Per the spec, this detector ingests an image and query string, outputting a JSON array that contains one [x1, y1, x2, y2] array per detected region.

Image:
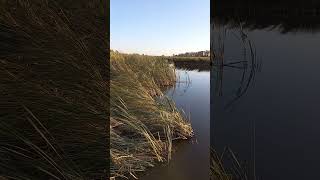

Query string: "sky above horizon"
[[110, 0, 209, 56]]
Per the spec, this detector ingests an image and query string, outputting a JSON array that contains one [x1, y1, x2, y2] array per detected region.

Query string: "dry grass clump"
[[0, 1, 108, 179], [110, 51, 193, 179]]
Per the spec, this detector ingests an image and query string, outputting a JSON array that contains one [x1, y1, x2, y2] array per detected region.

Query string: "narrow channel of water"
[[141, 69, 210, 180]]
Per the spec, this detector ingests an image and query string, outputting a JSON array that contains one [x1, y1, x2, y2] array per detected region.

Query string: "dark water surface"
[[212, 1, 320, 179], [141, 69, 210, 180]]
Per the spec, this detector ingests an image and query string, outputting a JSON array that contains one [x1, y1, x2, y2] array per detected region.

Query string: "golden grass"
[[110, 51, 193, 179], [0, 1, 192, 179]]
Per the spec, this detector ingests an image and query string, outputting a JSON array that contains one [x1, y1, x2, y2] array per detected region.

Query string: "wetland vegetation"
[[167, 56, 210, 72], [0, 1, 108, 179], [0, 0, 212, 180], [110, 51, 193, 179]]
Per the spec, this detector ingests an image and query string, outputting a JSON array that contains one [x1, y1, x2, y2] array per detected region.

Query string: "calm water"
[[141, 69, 210, 180], [212, 1, 320, 179]]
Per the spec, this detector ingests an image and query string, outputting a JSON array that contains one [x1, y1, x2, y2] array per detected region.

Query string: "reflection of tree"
[[173, 61, 211, 72], [213, 0, 320, 33], [211, 24, 262, 109]]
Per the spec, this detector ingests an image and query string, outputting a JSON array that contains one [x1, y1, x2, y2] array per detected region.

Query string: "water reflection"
[[142, 69, 210, 180], [172, 61, 211, 71], [211, 23, 260, 180], [212, 0, 320, 33], [211, 1, 320, 179], [212, 24, 261, 109]]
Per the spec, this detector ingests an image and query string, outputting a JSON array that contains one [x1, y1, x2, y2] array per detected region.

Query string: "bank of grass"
[[110, 51, 193, 179], [167, 56, 211, 71], [0, 1, 107, 179]]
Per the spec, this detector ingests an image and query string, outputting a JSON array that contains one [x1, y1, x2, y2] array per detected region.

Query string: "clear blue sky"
[[111, 0, 209, 56]]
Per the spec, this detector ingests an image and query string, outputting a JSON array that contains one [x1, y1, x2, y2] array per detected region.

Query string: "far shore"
[[167, 56, 210, 62], [166, 56, 211, 71]]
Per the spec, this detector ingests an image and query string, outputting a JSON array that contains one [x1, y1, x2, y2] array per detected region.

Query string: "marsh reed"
[[110, 51, 193, 179], [0, 1, 108, 179]]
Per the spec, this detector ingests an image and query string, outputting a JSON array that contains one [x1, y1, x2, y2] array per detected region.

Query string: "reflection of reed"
[[167, 69, 192, 97], [212, 24, 262, 109], [212, 24, 261, 180], [176, 70, 192, 95], [212, 23, 227, 96]]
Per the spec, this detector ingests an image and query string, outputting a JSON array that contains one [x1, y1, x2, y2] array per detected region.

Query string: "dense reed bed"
[[110, 51, 193, 179], [0, 1, 108, 179]]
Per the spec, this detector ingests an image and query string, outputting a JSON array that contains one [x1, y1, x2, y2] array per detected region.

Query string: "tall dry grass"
[[110, 51, 193, 179], [0, 0, 108, 179]]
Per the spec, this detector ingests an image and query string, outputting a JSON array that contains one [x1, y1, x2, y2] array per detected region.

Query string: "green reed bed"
[[0, 1, 107, 179], [110, 51, 193, 179]]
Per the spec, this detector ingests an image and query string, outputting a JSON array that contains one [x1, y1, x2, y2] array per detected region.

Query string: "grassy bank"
[[168, 56, 210, 62], [110, 51, 193, 179], [167, 56, 211, 71], [0, 1, 108, 179]]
